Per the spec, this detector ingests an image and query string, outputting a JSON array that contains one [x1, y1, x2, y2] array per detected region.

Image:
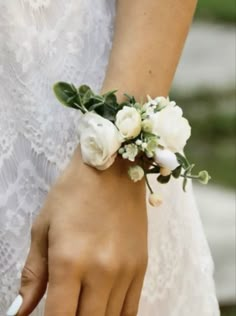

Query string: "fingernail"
[[6, 295, 23, 316]]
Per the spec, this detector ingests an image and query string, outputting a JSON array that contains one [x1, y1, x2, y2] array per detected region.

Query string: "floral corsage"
[[53, 83, 210, 206]]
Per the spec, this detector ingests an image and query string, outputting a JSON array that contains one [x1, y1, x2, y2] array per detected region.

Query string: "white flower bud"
[[154, 148, 179, 171], [149, 193, 163, 207], [141, 119, 153, 133], [160, 167, 172, 176], [198, 170, 211, 184], [118, 147, 125, 154], [122, 152, 128, 159]]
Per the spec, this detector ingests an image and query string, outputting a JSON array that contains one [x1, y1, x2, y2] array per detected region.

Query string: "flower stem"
[[144, 172, 154, 194], [181, 174, 199, 180]]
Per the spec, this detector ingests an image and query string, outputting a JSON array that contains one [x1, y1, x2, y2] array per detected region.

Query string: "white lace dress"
[[0, 0, 220, 315]]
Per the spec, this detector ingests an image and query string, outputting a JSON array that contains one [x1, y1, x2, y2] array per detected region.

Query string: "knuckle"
[[52, 251, 79, 271], [95, 252, 121, 276], [21, 266, 39, 285]]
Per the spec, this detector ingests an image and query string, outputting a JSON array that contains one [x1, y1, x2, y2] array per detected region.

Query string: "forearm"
[[101, 0, 197, 101]]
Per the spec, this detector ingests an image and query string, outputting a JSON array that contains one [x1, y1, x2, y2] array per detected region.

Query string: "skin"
[[17, 0, 197, 315]]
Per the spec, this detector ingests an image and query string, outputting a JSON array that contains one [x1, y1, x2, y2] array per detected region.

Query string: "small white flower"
[[154, 148, 179, 171], [78, 112, 122, 170], [115, 106, 142, 139], [128, 165, 145, 182], [150, 103, 191, 152], [149, 193, 163, 207], [142, 142, 148, 150], [135, 139, 142, 146], [124, 144, 139, 161]]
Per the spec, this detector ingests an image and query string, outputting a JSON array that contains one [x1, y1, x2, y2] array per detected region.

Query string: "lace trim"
[[0, 0, 116, 169]]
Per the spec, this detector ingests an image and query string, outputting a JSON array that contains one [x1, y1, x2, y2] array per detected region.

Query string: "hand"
[[16, 147, 148, 316]]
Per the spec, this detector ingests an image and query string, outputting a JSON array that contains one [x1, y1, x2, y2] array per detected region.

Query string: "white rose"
[[128, 165, 145, 182], [115, 106, 142, 139], [150, 104, 191, 152], [148, 192, 163, 207], [154, 148, 179, 171], [78, 112, 122, 170]]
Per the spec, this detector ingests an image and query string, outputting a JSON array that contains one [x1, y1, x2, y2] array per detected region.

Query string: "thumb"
[[7, 214, 49, 316]]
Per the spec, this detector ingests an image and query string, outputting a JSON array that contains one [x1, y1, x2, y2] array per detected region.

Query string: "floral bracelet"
[[53, 83, 210, 207]]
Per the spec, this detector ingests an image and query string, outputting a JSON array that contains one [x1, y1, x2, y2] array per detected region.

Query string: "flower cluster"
[[53, 83, 211, 206]]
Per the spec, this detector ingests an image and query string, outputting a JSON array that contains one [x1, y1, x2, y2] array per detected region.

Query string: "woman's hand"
[[16, 147, 148, 316]]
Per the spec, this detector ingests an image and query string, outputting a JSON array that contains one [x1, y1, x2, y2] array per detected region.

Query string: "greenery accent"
[[53, 82, 123, 122], [53, 82, 211, 195], [195, 0, 236, 24]]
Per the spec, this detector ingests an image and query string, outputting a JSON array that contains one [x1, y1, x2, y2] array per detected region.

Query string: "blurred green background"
[[196, 0, 236, 24], [172, 1, 235, 315]]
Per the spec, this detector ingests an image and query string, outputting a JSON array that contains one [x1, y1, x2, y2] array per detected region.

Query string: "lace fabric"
[[0, 0, 219, 315]]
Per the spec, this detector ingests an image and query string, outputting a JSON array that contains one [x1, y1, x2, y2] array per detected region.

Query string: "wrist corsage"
[[53, 83, 211, 206]]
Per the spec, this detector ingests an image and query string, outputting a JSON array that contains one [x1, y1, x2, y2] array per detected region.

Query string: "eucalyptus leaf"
[[172, 165, 182, 178], [175, 152, 190, 169], [157, 174, 171, 184], [53, 82, 79, 110]]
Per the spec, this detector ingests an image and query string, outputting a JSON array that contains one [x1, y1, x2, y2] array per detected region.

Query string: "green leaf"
[[123, 93, 136, 104], [175, 152, 190, 169], [53, 82, 79, 110], [157, 174, 171, 184], [105, 93, 117, 106], [82, 89, 93, 105], [172, 165, 182, 178], [102, 90, 118, 99], [88, 102, 104, 111], [78, 85, 92, 96], [142, 131, 158, 140]]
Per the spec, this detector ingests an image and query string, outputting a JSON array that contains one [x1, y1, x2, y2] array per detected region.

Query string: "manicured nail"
[[6, 295, 23, 316]]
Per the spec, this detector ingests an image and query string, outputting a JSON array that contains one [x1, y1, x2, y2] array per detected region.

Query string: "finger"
[[76, 282, 111, 316], [105, 272, 132, 316], [44, 278, 81, 316], [16, 214, 49, 316], [44, 249, 82, 316], [121, 271, 146, 316]]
